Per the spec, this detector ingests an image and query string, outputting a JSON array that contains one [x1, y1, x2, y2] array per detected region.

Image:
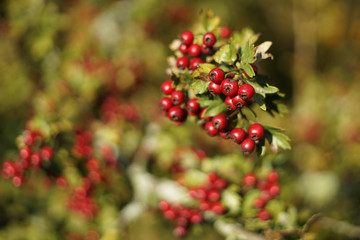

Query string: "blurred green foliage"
[[0, 0, 360, 239]]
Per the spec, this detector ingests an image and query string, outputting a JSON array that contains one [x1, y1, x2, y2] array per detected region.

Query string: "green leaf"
[[240, 41, 256, 65], [182, 169, 208, 187], [253, 93, 266, 111], [263, 125, 291, 152], [241, 63, 255, 78], [222, 188, 242, 215], [192, 63, 216, 78], [203, 101, 228, 117], [233, 28, 260, 46], [214, 40, 238, 65], [247, 81, 279, 96], [191, 80, 210, 94], [197, 96, 216, 108], [200, 10, 221, 32]]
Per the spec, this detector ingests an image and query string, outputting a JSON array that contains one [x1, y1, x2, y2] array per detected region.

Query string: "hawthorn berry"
[[213, 178, 227, 189], [189, 211, 203, 223], [238, 83, 255, 100], [188, 44, 201, 57], [209, 68, 225, 84], [208, 172, 218, 183], [86, 159, 100, 171], [208, 82, 222, 95], [221, 79, 238, 97], [211, 202, 225, 214], [2, 160, 16, 179], [257, 180, 269, 190], [179, 43, 188, 54], [171, 90, 185, 105], [212, 114, 227, 131], [173, 225, 187, 238], [159, 97, 173, 111], [267, 170, 279, 183], [187, 98, 200, 115], [241, 138, 255, 155], [231, 95, 246, 108], [243, 173, 257, 187], [208, 189, 221, 202], [225, 96, 237, 111], [176, 56, 190, 69], [267, 183, 281, 197], [19, 146, 32, 160], [201, 44, 212, 55], [258, 209, 272, 221], [230, 128, 246, 144], [204, 121, 218, 137], [260, 190, 272, 202], [220, 26, 231, 38], [41, 146, 53, 160], [161, 80, 175, 95], [31, 152, 42, 167], [253, 197, 267, 209], [175, 216, 189, 227], [199, 201, 211, 211], [190, 58, 203, 70], [168, 106, 186, 122], [248, 123, 264, 142], [12, 174, 23, 187], [56, 176, 67, 187], [180, 30, 194, 46], [164, 209, 177, 220], [203, 32, 216, 47]]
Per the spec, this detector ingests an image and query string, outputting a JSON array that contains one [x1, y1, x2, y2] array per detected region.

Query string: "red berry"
[[164, 209, 177, 220], [188, 44, 201, 57], [175, 216, 189, 227], [253, 197, 267, 209], [167, 106, 186, 122], [260, 190, 272, 202], [199, 201, 211, 211], [86, 159, 100, 171], [221, 79, 239, 97], [219, 126, 232, 139], [24, 131, 38, 146], [258, 209, 272, 221], [225, 96, 237, 111], [238, 83, 255, 100], [180, 30, 194, 46], [231, 95, 246, 108], [209, 68, 225, 84], [12, 174, 24, 187], [208, 189, 221, 202], [212, 114, 227, 131], [248, 123, 264, 142], [243, 173, 257, 187], [190, 211, 203, 223], [208, 82, 222, 95], [161, 80, 175, 95], [204, 121, 218, 137], [159, 97, 173, 111], [241, 138, 255, 155], [179, 207, 191, 218], [230, 128, 246, 144], [214, 178, 227, 189], [208, 172, 218, 183], [2, 160, 16, 179], [19, 146, 32, 160], [179, 43, 188, 54], [41, 146, 53, 160], [267, 183, 281, 197], [190, 58, 203, 70], [31, 152, 42, 167], [201, 44, 212, 55], [171, 90, 185, 106], [257, 180, 269, 190], [220, 26, 232, 38], [176, 56, 190, 69], [203, 32, 216, 47], [56, 176, 67, 187], [267, 170, 279, 183], [199, 108, 211, 121], [187, 98, 201, 115], [173, 225, 187, 238], [211, 202, 225, 214]]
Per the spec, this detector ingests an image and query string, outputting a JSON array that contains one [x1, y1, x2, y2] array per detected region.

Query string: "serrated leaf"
[[191, 80, 210, 94], [192, 63, 216, 78], [240, 41, 256, 65], [242, 63, 255, 78], [263, 125, 291, 152], [203, 103, 227, 117], [222, 189, 242, 215], [214, 40, 237, 65], [255, 41, 273, 60], [233, 28, 260, 46], [253, 93, 266, 111], [200, 10, 221, 32]]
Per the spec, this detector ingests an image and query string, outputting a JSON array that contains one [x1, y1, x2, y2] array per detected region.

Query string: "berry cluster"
[[159, 201, 203, 238], [1, 130, 54, 187], [159, 172, 227, 237], [243, 170, 281, 220]]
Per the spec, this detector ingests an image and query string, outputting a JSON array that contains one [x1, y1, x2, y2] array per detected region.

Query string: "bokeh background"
[[1, 0, 360, 239]]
